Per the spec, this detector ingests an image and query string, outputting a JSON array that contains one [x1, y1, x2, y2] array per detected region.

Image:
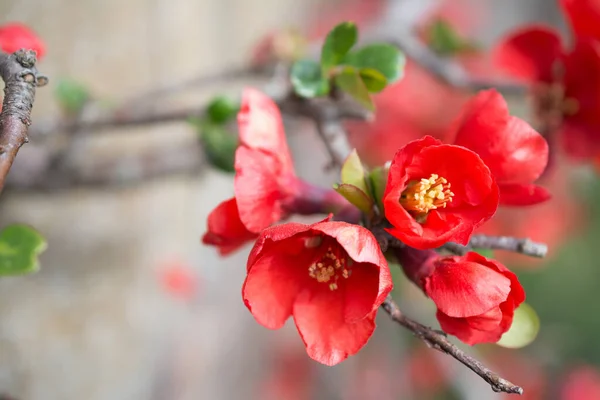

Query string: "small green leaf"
[[291, 60, 330, 98], [497, 303, 540, 349], [0, 224, 47, 276], [200, 124, 238, 173], [321, 21, 358, 72], [344, 44, 405, 84], [334, 183, 374, 216], [334, 66, 374, 110], [206, 96, 239, 124], [54, 78, 90, 115], [340, 149, 368, 194], [359, 68, 387, 93], [368, 165, 389, 213], [473, 248, 495, 259], [427, 19, 478, 56]]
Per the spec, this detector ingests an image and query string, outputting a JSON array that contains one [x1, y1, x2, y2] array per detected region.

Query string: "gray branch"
[[443, 234, 548, 258], [0, 49, 47, 194], [381, 296, 524, 395]]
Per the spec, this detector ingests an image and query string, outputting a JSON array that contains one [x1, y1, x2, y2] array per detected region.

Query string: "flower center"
[[400, 174, 454, 214], [306, 243, 353, 291], [533, 82, 579, 128]]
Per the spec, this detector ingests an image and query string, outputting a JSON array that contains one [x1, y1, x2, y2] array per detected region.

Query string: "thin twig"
[[443, 234, 548, 258], [381, 296, 523, 395], [0, 49, 47, 194], [386, 34, 526, 95]]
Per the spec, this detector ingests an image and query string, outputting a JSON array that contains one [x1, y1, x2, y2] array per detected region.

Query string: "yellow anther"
[[401, 173, 454, 214]]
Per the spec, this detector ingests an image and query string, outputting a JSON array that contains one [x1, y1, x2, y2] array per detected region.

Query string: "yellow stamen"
[[307, 244, 352, 290], [401, 174, 454, 214]]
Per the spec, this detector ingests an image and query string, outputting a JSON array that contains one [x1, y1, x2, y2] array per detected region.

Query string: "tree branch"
[[381, 296, 523, 395], [0, 49, 47, 194], [442, 234, 548, 258]]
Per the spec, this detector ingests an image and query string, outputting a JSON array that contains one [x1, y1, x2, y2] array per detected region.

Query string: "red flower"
[[202, 198, 257, 256], [452, 89, 550, 206], [423, 252, 525, 345], [383, 136, 499, 249], [203, 89, 348, 255], [493, 9, 600, 159], [242, 218, 393, 365], [0, 23, 45, 60]]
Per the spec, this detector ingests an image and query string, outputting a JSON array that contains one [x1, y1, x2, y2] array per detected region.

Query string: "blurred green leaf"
[[192, 121, 238, 173], [54, 78, 90, 115], [0, 224, 46, 276], [206, 96, 239, 124], [473, 248, 495, 259], [359, 68, 387, 93], [497, 302, 540, 349], [344, 44, 405, 84], [427, 19, 478, 56], [340, 149, 368, 194], [291, 60, 330, 98], [321, 21, 358, 72], [334, 66, 374, 110], [334, 183, 374, 216]]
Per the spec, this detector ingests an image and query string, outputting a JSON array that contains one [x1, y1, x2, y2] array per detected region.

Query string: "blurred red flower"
[[384, 136, 498, 249], [242, 218, 392, 365], [0, 23, 45, 60], [561, 365, 600, 400], [159, 261, 199, 301], [494, 3, 600, 160]]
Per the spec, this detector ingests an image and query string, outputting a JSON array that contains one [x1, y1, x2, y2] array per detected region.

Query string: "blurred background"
[[0, 0, 598, 399]]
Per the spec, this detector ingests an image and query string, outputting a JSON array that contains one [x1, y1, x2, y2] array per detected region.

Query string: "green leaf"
[[54, 78, 90, 115], [359, 68, 387, 93], [340, 149, 368, 194], [497, 302, 540, 349], [334, 183, 374, 216], [206, 96, 239, 124], [427, 19, 478, 56], [472, 248, 495, 259], [344, 44, 405, 84], [334, 66, 374, 111], [200, 124, 238, 173], [291, 60, 330, 98], [368, 165, 389, 213], [321, 22, 358, 72], [0, 224, 47, 276]]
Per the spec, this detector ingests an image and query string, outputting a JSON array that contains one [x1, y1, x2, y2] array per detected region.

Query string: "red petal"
[[202, 198, 258, 256], [243, 249, 312, 330], [311, 221, 393, 313], [238, 88, 295, 177], [561, 0, 600, 41], [424, 257, 511, 318], [436, 309, 504, 345], [293, 287, 376, 366], [499, 183, 551, 206], [453, 90, 549, 184], [342, 263, 381, 322], [0, 23, 46, 60], [234, 146, 287, 232], [493, 26, 563, 82]]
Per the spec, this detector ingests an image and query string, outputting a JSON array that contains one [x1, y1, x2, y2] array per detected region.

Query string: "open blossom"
[[0, 23, 46, 60], [493, 1, 600, 159], [452, 89, 550, 206], [242, 218, 392, 365], [202, 89, 346, 255], [383, 136, 499, 249]]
